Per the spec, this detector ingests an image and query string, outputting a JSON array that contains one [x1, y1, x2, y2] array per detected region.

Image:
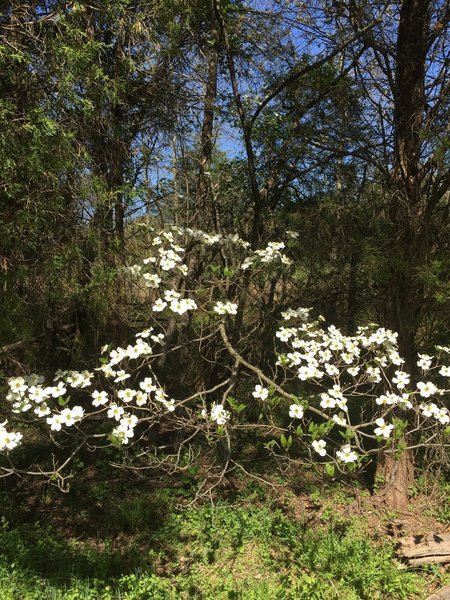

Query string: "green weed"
[[0, 491, 435, 599]]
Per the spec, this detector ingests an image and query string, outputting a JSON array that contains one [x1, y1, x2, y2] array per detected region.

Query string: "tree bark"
[[194, 0, 219, 229], [377, 0, 431, 508], [375, 446, 414, 509]]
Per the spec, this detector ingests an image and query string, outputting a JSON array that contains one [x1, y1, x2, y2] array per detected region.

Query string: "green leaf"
[[308, 422, 318, 435], [339, 429, 354, 441], [108, 434, 122, 449], [280, 434, 292, 450], [277, 354, 288, 366], [58, 395, 70, 407], [223, 266, 235, 277], [264, 440, 277, 450], [269, 395, 281, 408], [324, 463, 335, 477], [227, 396, 246, 413]]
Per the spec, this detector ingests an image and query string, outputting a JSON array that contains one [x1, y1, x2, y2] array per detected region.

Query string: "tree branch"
[[249, 19, 381, 130]]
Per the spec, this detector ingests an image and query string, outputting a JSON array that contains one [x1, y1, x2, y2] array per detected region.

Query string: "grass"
[[0, 476, 439, 600]]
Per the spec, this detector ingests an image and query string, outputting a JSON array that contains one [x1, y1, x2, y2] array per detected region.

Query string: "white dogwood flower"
[[252, 385, 269, 400], [374, 418, 394, 438]]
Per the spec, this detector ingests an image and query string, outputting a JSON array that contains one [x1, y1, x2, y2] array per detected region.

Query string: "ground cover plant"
[[0, 469, 447, 599]]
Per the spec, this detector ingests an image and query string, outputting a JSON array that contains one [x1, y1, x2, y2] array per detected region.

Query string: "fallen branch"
[[397, 533, 450, 566]]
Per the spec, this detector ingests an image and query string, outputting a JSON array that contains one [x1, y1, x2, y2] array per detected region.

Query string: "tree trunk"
[[194, 0, 219, 229], [376, 446, 414, 509], [377, 0, 430, 508]]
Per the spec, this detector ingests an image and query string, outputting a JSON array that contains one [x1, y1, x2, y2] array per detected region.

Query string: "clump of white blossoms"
[[273, 308, 450, 466], [46, 406, 84, 431], [112, 414, 139, 445], [374, 418, 394, 438], [312, 439, 327, 456], [281, 307, 311, 321], [66, 370, 94, 388], [241, 240, 292, 270], [60, 406, 84, 427], [420, 402, 437, 417], [127, 264, 142, 277], [375, 392, 402, 406], [142, 273, 161, 288], [252, 385, 269, 400], [392, 370, 410, 390], [417, 381, 439, 398], [149, 290, 198, 316], [336, 445, 358, 463], [210, 403, 230, 425], [213, 301, 238, 315], [0, 421, 23, 451], [170, 226, 249, 249], [289, 404, 304, 419], [169, 297, 197, 315], [158, 247, 182, 271], [255, 241, 290, 264], [417, 354, 433, 370]]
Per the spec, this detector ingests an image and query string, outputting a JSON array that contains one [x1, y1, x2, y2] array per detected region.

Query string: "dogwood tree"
[[2, 225, 450, 507]]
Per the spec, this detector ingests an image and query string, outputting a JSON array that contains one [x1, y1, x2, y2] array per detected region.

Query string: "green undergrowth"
[[0, 482, 436, 600]]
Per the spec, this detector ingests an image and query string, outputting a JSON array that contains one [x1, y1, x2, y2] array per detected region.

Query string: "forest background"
[[0, 1, 449, 598]]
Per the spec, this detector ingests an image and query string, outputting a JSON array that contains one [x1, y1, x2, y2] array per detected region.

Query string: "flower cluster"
[[152, 291, 197, 315], [419, 402, 449, 424], [274, 313, 450, 463], [7, 374, 89, 420], [47, 407, 84, 431], [336, 445, 358, 463], [213, 301, 238, 316], [171, 226, 250, 249], [202, 403, 230, 425], [281, 307, 311, 321], [112, 414, 139, 444], [0, 421, 22, 451], [241, 241, 292, 270]]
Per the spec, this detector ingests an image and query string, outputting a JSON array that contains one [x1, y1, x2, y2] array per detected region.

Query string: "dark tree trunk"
[[194, 0, 219, 229], [377, 0, 431, 508]]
